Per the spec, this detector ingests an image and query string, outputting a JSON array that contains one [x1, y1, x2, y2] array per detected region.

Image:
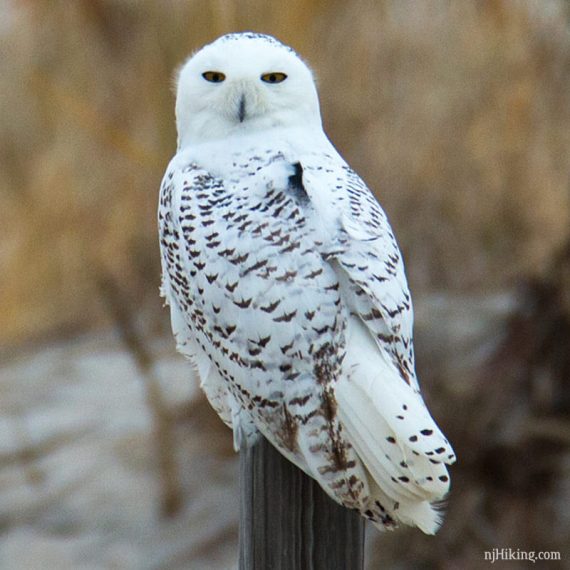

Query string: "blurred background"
[[1, 0, 569, 568]]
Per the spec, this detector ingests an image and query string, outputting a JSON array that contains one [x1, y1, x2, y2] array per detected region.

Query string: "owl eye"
[[202, 71, 226, 83], [261, 72, 287, 84]]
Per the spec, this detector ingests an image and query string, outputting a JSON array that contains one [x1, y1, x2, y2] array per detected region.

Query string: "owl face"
[[175, 34, 321, 148]]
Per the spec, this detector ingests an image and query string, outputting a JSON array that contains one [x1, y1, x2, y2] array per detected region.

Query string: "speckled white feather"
[[159, 32, 455, 534]]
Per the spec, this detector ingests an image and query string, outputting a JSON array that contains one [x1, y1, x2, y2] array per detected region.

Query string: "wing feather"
[[300, 151, 455, 463]]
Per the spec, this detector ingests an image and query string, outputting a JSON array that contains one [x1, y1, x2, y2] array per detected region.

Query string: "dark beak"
[[238, 94, 246, 123]]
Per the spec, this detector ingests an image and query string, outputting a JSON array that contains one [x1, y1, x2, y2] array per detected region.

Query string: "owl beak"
[[238, 94, 246, 123]]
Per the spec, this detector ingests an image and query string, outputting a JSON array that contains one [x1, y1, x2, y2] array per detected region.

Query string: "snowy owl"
[[159, 32, 455, 534]]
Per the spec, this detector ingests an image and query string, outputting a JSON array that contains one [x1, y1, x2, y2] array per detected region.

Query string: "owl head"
[[175, 33, 321, 149]]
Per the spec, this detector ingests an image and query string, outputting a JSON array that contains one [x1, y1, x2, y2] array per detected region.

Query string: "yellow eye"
[[202, 71, 226, 83], [261, 72, 287, 84]]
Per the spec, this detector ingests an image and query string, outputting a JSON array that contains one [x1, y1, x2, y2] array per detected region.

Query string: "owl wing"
[[307, 159, 419, 389], [299, 152, 454, 449], [298, 152, 456, 532]]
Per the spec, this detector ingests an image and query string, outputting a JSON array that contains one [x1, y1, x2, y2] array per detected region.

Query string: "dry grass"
[[1, 0, 569, 344], [316, 0, 570, 289], [2, 2, 570, 567]]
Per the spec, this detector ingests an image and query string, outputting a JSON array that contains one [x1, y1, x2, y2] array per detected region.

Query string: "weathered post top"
[[239, 437, 365, 570]]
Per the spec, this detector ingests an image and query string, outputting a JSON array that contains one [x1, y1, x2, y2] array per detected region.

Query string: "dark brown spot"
[[289, 394, 310, 406], [260, 300, 281, 313], [257, 335, 271, 347], [242, 259, 269, 276], [280, 405, 298, 452], [249, 360, 266, 371], [275, 270, 297, 282], [273, 310, 297, 323], [313, 342, 337, 386]]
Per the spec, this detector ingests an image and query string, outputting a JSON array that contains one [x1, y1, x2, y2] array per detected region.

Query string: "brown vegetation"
[[1, 0, 569, 344], [1, 1, 570, 568]]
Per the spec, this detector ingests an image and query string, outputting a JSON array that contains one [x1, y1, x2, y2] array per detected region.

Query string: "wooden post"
[[239, 436, 365, 570]]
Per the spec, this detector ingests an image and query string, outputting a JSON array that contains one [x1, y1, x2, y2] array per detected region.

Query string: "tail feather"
[[367, 480, 444, 535], [336, 315, 454, 534], [339, 380, 432, 501], [365, 365, 456, 465]]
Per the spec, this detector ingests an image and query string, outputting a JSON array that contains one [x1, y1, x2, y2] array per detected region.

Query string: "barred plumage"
[[159, 32, 455, 534]]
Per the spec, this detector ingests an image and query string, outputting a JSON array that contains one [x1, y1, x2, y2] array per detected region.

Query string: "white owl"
[[159, 32, 455, 534]]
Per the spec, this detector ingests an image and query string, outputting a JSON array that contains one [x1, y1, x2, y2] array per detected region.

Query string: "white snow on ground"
[[0, 333, 238, 570]]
